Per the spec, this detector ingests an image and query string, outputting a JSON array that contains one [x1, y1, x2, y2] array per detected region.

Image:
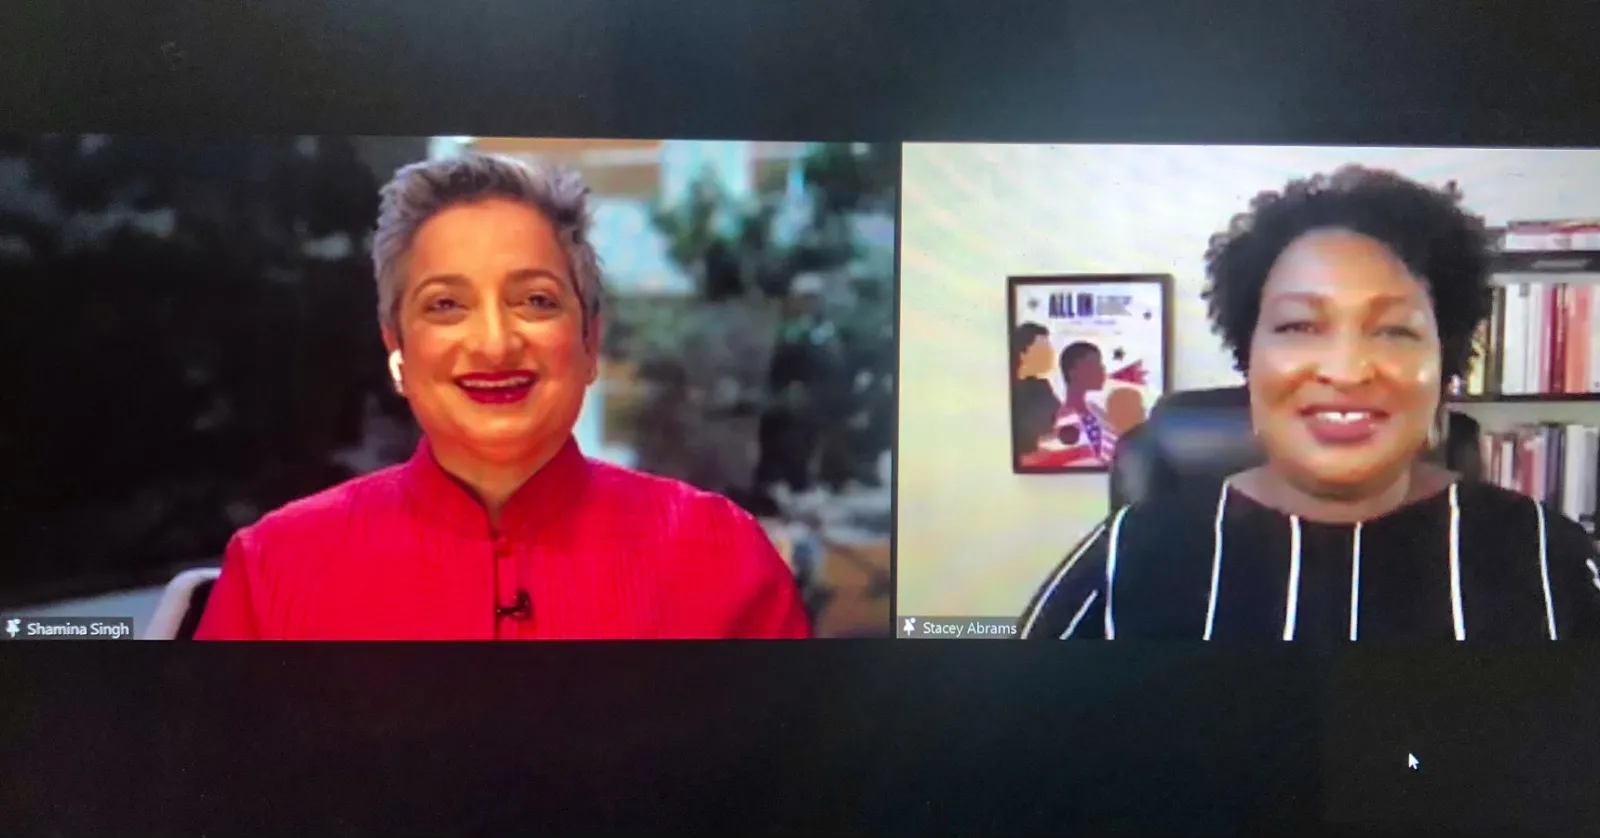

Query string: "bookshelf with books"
[[1452, 249, 1600, 402], [1479, 422, 1600, 538], [1452, 227, 1600, 540]]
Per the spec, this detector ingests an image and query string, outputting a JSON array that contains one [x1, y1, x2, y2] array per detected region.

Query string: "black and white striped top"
[[1019, 479, 1600, 642]]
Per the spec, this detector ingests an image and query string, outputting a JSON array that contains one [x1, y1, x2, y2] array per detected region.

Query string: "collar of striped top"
[[1219, 477, 1463, 526], [401, 435, 592, 538]]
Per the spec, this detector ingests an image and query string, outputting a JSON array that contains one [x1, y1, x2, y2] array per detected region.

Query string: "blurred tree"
[[0, 134, 420, 606], [792, 143, 897, 492], [604, 143, 896, 508]]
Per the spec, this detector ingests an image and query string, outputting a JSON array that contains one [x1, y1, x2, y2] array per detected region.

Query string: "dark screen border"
[[6, 0, 1600, 835]]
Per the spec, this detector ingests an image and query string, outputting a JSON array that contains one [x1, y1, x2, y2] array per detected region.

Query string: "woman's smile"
[[455, 370, 538, 405]]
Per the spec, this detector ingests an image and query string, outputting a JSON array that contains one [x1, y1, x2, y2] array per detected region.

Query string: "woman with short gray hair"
[[197, 153, 811, 641]]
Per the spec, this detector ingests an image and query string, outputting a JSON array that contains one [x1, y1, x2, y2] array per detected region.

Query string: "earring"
[[388, 350, 404, 395]]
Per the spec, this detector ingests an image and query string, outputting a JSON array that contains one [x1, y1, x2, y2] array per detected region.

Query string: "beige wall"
[[896, 144, 1600, 619]]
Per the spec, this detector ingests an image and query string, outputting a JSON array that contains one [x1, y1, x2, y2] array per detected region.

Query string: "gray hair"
[[372, 152, 605, 340]]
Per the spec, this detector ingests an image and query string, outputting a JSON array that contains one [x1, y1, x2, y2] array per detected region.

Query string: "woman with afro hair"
[[1020, 165, 1600, 642]]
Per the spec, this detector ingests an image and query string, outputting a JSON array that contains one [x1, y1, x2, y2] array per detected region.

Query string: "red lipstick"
[[455, 370, 536, 405], [1298, 402, 1391, 446]]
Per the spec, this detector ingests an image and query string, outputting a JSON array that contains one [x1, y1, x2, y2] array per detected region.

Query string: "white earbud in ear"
[[388, 350, 404, 394]]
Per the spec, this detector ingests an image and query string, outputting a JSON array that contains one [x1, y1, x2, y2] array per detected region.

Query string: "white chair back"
[[141, 567, 221, 640]]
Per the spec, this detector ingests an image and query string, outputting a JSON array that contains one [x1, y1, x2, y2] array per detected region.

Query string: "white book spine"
[[1500, 438, 1516, 489], [1583, 427, 1600, 533], [1527, 284, 1547, 395], [1529, 431, 1542, 505], [1501, 284, 1529, 394], [1562, 425, 1586, 523]]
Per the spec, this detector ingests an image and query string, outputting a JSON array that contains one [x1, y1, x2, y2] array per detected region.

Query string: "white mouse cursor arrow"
[[1407, 753, 1419, 770]]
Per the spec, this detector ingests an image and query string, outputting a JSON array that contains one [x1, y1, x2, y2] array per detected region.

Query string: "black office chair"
[[1109, 386, 1483, 509]]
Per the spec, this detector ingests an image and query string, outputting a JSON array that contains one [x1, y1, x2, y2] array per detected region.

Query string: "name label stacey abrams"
[[900, 617, 1018, 639]]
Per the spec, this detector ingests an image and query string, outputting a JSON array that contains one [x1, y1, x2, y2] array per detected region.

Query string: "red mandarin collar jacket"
[[195, 437, 812, 640]]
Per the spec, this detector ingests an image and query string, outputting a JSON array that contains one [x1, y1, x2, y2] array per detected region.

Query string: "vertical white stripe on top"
[[1449, 483, 1465, 641], [1202, 483, 1230, 641], [1283, 515, 1303, 641], [1103, 504, 1132, 639], [1018, 519, 1108, 638], [1061, 591, 1099, 639], [1349, 521, 1364, 642], [1536, 499, 1557, 640]]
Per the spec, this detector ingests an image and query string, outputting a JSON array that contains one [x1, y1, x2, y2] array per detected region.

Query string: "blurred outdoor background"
[[0, 135, 895, 638]]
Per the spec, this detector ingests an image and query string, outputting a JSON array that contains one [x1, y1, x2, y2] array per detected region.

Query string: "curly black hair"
[[1201, 164, 1495, 383]]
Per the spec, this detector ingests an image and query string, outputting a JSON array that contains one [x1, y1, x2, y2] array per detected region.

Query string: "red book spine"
[[1580, 287, 1594, 393], [1547, 285, 1564, 394], [1564, 285, 1572, 393], [1566, 287, 1583, 393]]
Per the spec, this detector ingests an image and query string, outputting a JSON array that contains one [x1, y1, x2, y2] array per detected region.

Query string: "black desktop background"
[[5, 1, 1600, 836]]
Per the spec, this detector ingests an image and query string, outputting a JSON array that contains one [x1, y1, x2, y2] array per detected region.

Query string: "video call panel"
[[0, 135, 895, 640], [12, 136, 1600, 644], [896, 143, 1600, 640]]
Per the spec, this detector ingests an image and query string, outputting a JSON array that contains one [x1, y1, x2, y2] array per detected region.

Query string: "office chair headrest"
[[1110, 386, 1482, 509]]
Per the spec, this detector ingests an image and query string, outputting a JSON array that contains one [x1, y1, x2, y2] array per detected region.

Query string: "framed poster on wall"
[[1007, 274, 1173, 474]]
